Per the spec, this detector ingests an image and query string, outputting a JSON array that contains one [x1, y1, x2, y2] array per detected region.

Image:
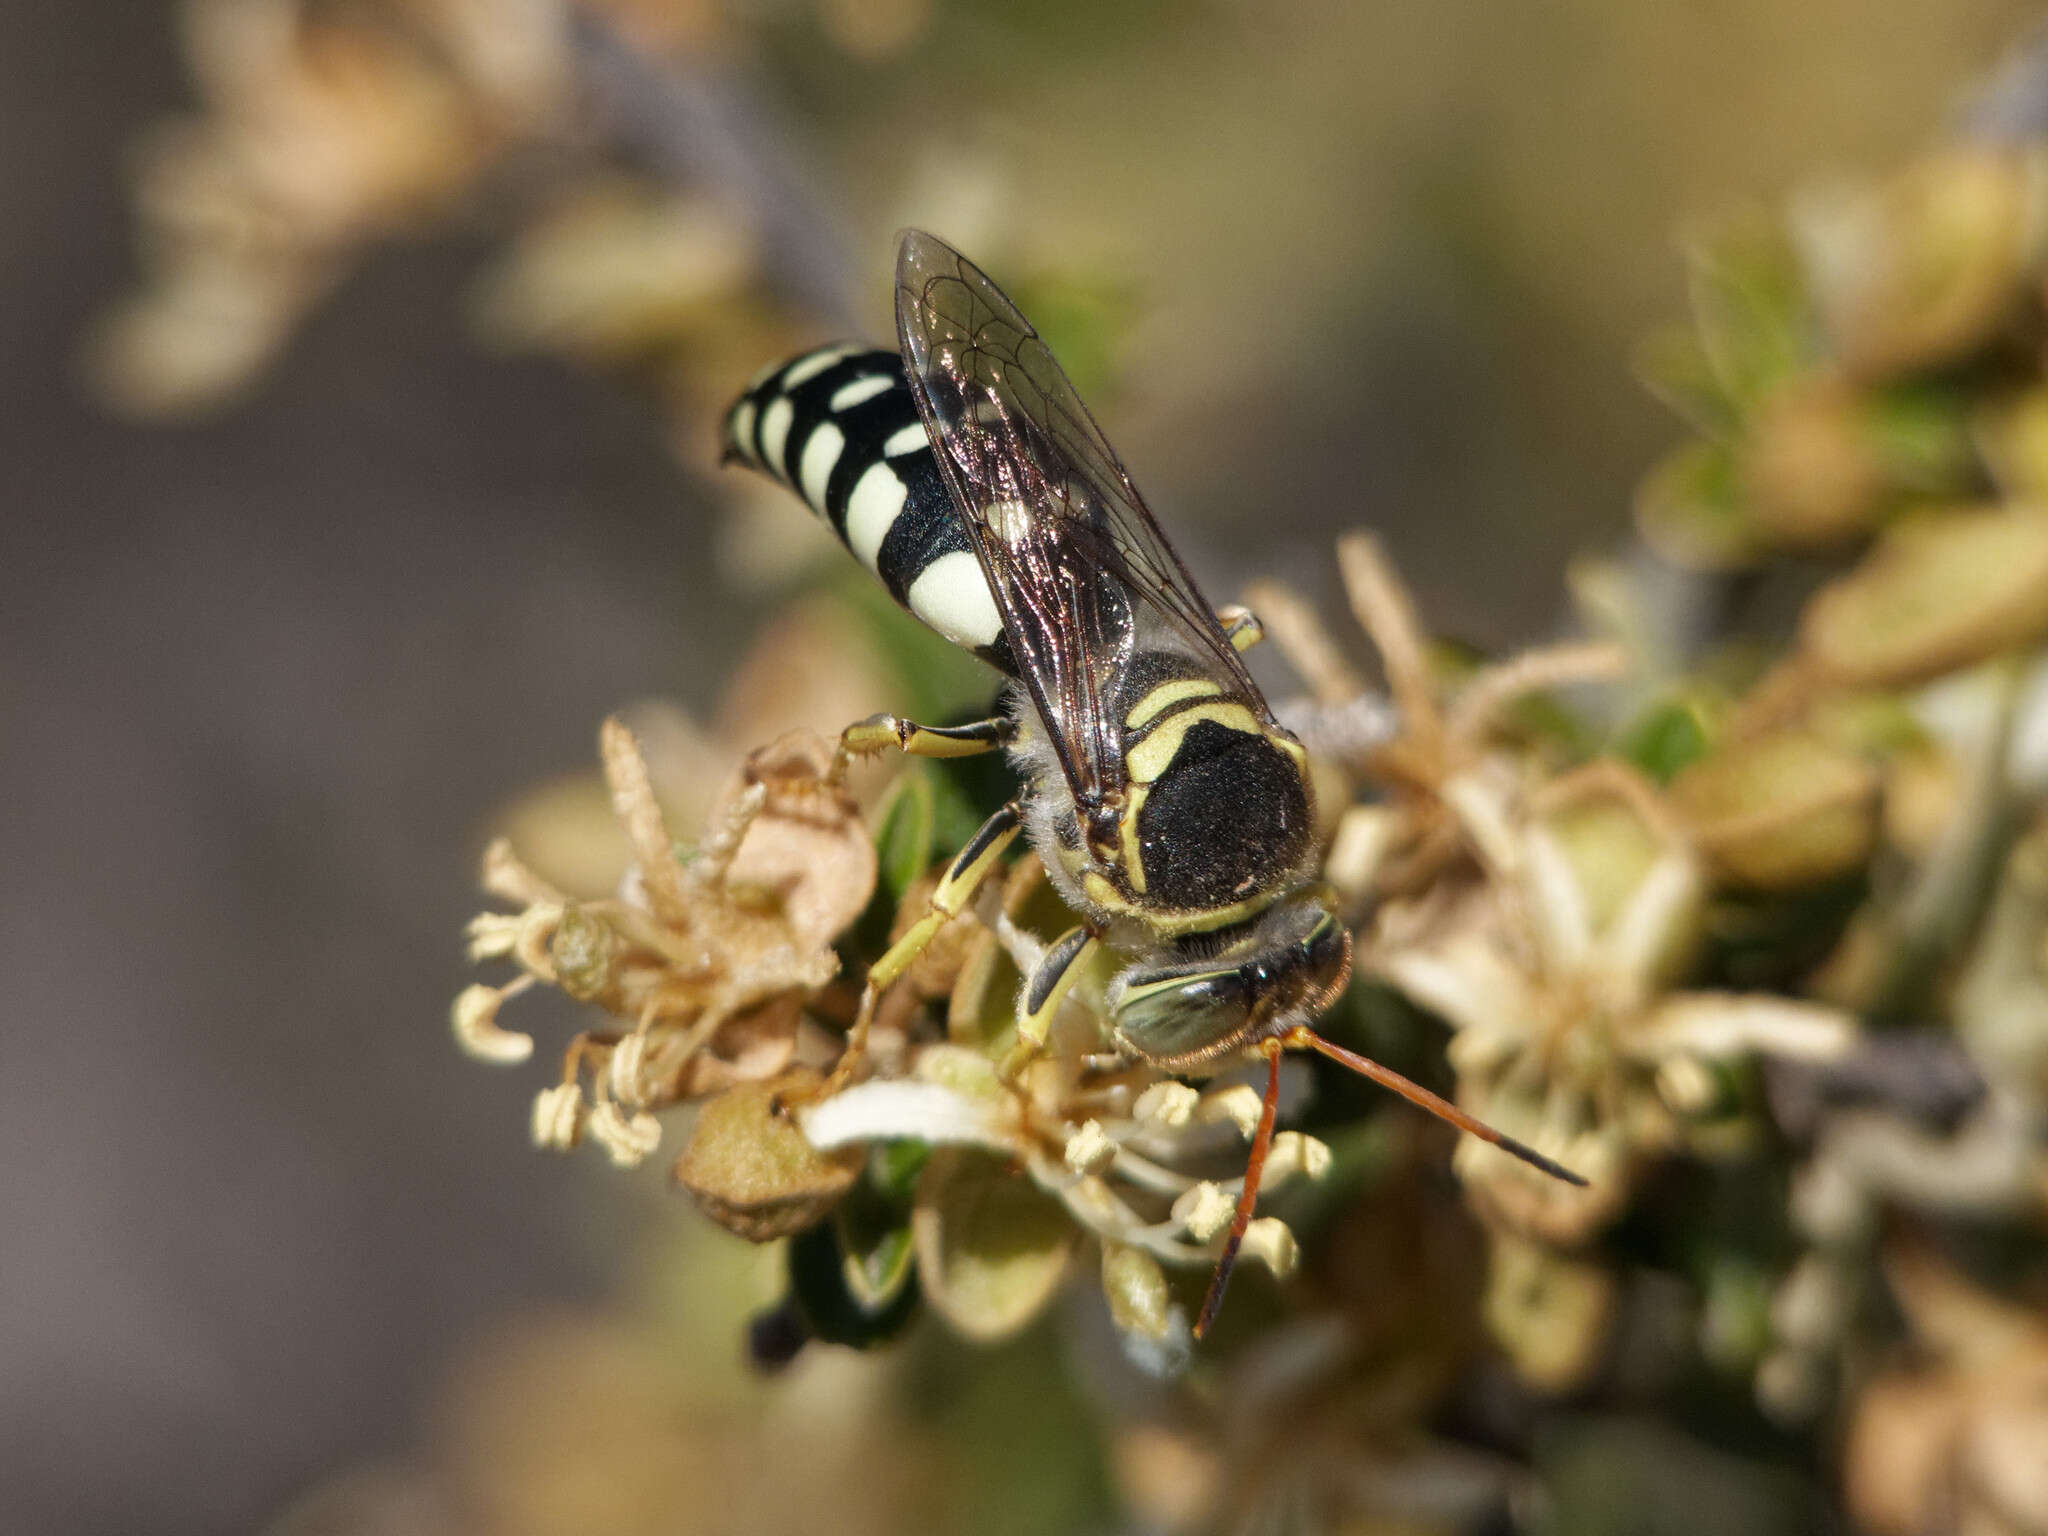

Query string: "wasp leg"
[[830, 712, 1014, 782], [1215, 604, 1264, 654], [811, 799, 1025, 1099], [998, 924, 1102, 1081]]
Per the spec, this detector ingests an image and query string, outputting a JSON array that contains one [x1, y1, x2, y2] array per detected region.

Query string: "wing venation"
[[892, 229, 1273, 819]]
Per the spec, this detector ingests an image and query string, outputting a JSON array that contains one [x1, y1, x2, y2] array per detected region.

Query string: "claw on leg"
[[830, 712, 1014, 784]]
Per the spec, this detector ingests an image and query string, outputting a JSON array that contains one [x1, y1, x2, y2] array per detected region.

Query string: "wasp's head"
[[1105, 899, 1352, 1071]]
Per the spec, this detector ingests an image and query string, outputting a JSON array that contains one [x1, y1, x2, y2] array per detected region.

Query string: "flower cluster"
[[459, 699, 1339, 1362], [83, 0, 808, 421], [98, 11, 2048, 1521], [442, 138, 2048, 1527], [1621, 134, 2048, 1441]]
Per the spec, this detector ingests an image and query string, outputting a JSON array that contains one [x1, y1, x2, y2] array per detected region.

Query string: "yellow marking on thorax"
[[1126, 701, 1266, 784], [1117, 782, 1150, 894], [1123, 678, 1222, 730], [1082, 871, 1123, 912], [1078, 842, 1286, 937], [1145, 889, 1284, 937]]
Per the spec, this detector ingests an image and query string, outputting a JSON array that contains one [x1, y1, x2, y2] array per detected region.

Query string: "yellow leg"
[[999, 925, 1101, 1081], [830, 712, 1013, 782], [1216, 604, 1264, 654], [816, 799, 1025, 1097]]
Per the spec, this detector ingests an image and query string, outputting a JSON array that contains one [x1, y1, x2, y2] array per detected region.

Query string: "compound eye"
[[1110, 964, 1256, 1068], [1300, 913, 1354, 1007]]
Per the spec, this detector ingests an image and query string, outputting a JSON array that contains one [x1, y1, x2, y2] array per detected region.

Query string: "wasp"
[[724, 231, 1583, 1335]]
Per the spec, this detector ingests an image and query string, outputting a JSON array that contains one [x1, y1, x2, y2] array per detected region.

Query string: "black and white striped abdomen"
[[722, 344, 1015, 674]]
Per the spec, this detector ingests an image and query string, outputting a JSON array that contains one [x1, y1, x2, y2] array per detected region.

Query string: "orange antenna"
[[1192, 1028, 1588, 1340], [1194, 1039, 1285, 1340], [1289, 1026, 1587, 1186]]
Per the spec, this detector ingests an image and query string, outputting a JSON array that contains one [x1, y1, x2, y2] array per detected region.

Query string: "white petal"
[[1374, 935, 1532, 1037], [799, 1080, 1018, 1153], [1521, 823, 1592, 970], [1629, 993, 1856, 1062], [1440, 770, 1522, 880], [1596, 848, 1702, 986]]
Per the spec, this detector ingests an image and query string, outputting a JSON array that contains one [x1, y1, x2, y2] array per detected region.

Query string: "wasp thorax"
[[1106, 901, 1353, 1071]]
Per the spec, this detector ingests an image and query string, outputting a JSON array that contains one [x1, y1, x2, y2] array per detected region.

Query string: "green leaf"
[[846, 770, 937, 964], [840, 1219, 917, 1311], [927, 760, 1003, 863], [1800, 504, 2048, 687], [1699, 1257, 1777, 1371], [869, 1137, 933, 1202], [1682, 212, 1812, 410], [1867, 380, 1974, 493], [1635, 323, 1743, 438], [788, 1218, 922, 1349], [1634, 439, 1764, 572], [1618, 697, 1714, 783], [833, 1143, 929, 1311], [1670, 729, 1879, 889], [873, 770, 936, 907]]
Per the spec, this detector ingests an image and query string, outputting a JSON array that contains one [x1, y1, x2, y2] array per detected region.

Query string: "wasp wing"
[[893, 229, 1272, 816]]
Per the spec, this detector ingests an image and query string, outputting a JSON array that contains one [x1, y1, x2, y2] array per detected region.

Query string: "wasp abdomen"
[[723, 345, 1015, 674]]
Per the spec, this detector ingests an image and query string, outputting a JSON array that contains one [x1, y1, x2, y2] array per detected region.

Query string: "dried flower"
[[1844, 1239, 2048, 1536], [87, 0, 571, 413], [673, 1070, 865, 1239], [459, 718, 872, 1180]]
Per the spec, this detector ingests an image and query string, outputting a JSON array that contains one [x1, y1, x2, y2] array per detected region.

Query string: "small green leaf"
[[846, 771, 937, 963], [1619, 697, 1714, 783], [869, 1138, 933, 1202], [1800, 504, 2048, 686], [873, 770, 936, 906], [788, 1219, 922, 1348], [1635, 439, 1763, 572], [927, 761, 1002, 864], [1699, 1258, 1777, 1372], [832, 1146, 927, 1311], [1670, 730, 1879, 889], [1682, 212, 1813, 409], [839, 1218, 917, 1311], [1634, 323, 1742, 438], [1867, 381, 1973, 492]]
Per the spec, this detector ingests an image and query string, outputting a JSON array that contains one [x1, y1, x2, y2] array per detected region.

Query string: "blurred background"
[[5, 2, 2042, 1532]]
